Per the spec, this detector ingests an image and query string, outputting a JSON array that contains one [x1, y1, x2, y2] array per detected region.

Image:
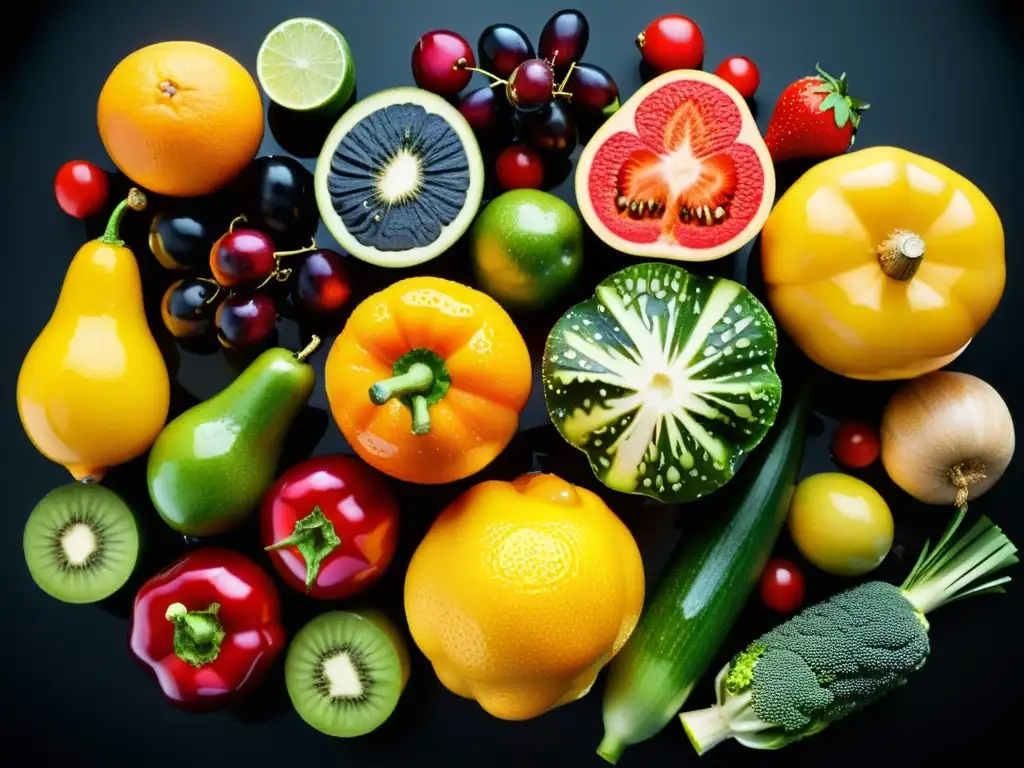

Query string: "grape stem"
[[553, 61, 577, 100], [228, 215, 247, 233], [455, 57, 507, 85]]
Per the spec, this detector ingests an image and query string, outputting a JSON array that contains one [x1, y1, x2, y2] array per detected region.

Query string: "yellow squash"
[[18, 189, 170, 481], [761, 146, 1005, 380]]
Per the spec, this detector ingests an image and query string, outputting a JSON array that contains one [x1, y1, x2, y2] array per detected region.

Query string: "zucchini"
[[596, 385, 813, 764]]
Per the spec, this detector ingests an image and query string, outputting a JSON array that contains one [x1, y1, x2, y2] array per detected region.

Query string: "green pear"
[[147, 339, 320, 537]]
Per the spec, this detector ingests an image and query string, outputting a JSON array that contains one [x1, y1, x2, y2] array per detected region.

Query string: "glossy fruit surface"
[[518, 100, 576, 154], [411, 30, 474, 95], [788, 473, 894, 576], [97, 41, 263, 197], [495, 145, 544, 190], [240, 156, 318, 243], [637, 14, 704, 72], [256, 17, 355, 113], [457, 86, 509, 134], [507, 58, 555, 111], [404, 472, 645, 721], [17, 197, 170, 482], [538, 10, 589, 72], [831, 420, 881, 469], [566, 63, 620, 117], [210, 229, 277, 287], [759, 559, 805, 613], [575, 70, 774, 262], [470, 189, 583, 309], [54, 160, 109, 218], [149, 209, 220, 271], [478, 23, 533, 78], [161, 278, 218, 338], [293, 249, 351, 315], [215, 291, 277, 349], [715, 56, 760, 99], [261, 455, 399, 599]]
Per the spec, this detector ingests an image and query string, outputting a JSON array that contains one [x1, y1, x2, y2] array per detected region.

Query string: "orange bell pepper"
[[324, 276, 532, 484], [761, 146, 1005, 380]]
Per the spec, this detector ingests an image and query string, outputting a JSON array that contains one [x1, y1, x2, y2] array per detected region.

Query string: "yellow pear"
[[17, 189, 170, 481]]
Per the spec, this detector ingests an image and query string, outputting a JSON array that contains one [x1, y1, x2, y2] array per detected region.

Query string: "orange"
[[97, 41, 264, 197], [404, 472, 645, 721]]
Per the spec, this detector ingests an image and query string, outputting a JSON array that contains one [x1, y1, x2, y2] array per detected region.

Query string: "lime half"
[[257, 18, 355, 113]]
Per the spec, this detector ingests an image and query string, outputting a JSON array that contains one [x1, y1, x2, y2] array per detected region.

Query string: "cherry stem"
[[455, 58, 507, 85], [555, 61, 577, 99], [273, 238, 318, 258], [228, 215, 247, 233]]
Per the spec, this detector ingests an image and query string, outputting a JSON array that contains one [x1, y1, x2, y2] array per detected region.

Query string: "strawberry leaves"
[[812, 63, 870, 138]]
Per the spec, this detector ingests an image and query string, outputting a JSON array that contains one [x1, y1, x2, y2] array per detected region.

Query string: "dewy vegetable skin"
[[129, 548, 285, 710]]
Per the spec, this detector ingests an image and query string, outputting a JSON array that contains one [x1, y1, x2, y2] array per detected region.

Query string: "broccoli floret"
[[743, 581, 930, 731]]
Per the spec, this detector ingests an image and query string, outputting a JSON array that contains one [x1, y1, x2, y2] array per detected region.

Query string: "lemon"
[[257, 18, 355, 113]]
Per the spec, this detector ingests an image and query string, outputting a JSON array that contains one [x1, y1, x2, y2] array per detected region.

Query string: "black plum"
[[458, 86, 511, 135], [566, 63, 620, 117], [149, 209, 221, 271], [215, 291, 278, 349], [517, 100, 577, 154], [239, 156, 318, 244], [160, 278, 219, 338], [293, 249, 352, 316], [539, 10, 589, 73], [478, 24, 534, 79]]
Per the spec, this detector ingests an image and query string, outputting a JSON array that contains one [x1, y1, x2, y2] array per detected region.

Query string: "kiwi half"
[[285, 610, 410, 737], [23, 483, 140, 604], [314, 87, 484, 268]]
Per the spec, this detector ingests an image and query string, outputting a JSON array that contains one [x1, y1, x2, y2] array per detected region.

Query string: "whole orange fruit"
[[404, 472, 645, 721], [97, 41, 264, 197]]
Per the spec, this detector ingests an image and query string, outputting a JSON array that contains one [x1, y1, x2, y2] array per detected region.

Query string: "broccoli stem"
[[679, 687, 773, 755]]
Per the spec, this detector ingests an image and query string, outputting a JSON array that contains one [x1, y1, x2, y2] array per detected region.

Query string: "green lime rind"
[[257, 17, 355, 114]]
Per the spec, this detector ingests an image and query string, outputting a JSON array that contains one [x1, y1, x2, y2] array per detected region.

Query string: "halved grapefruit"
[[575, 70, 775, 262]]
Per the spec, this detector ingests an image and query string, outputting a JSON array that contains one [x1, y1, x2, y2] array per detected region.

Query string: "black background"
[[3, 1, 1021, 765]]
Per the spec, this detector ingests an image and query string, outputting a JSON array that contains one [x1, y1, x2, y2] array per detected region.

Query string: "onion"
[[880, 371, 1015, 508]]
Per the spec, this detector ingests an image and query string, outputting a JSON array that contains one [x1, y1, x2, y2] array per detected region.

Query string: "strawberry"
[[764, 64, 869, 163]]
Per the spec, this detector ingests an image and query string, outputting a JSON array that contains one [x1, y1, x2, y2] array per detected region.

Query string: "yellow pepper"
[[760, 146, 1004, 380]]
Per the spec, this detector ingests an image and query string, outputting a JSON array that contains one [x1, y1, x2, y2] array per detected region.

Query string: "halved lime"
[[257, 18, 355, 113]]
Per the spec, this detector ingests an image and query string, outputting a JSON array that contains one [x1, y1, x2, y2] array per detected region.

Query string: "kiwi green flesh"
[[23, 483, 140, 604], [327, 102, 470, 251], [285, 611, 405, 738]]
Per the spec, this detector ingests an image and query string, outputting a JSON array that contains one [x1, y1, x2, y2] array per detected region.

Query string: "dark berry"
[[507, 58, 555, 111], [215, 291, 278, 349], [478, 24, 534, 79], [538, 10, 590, 73], [496, 145, 545, 190], [412, 30, 474, 95], [210, 229, 277, 288], [294, 249, 352, 315], [161, 278, 218, 338]]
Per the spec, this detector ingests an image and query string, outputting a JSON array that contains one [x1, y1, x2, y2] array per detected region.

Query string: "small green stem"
[[98, 188, 147, 246], [369, 362, 434, 404], [165, 602, 226, 668], [410, 396, 431, 435], [264, 507, 341, 591]]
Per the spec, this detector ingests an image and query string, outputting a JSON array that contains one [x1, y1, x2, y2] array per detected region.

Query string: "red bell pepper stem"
[[165, 602, 226, 668], [264, 506, 341, 591]]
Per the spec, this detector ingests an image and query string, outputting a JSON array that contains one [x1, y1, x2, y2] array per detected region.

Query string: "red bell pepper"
[[129, 547, 285, 709], [260, 454, 399, 600]]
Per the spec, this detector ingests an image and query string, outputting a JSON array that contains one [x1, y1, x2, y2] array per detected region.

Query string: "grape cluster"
[[411, 10, 620, 190], [150, 156, 351, 351]]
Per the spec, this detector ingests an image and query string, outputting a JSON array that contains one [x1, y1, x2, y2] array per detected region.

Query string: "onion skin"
[[880, 371, 1015, 505]]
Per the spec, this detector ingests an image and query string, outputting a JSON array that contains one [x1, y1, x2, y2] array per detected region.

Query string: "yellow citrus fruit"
[[404, 472, 645, 721], [97, 41, 264, 197]]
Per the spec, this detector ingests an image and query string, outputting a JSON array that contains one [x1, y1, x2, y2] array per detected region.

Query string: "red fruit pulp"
[[716, 56, 760, 100], [412, 30, 474, 95], [210, 229, 276, 287], [639, 14, 704, 72], [507, 58, 555, 110], [585, 79, 765, 251], [496, 145, 545, 190]]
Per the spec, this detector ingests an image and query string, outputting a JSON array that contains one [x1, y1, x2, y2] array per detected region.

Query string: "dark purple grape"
[[517, 100, 577, 154], [215, 291, 277, 349], [458, 86, 510, 134], [294, 249, 352, 315], [507, 58, 555, 112], [478, 24, 534, 79], [566, 63, 620, 117], [161, 278, 218, 339], [539, 10, 589, 73]]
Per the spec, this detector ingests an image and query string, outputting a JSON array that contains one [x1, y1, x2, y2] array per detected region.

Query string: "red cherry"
[[831, 420, 881, 469], [507, 58, 555, 111], [294, 249, 352, 315], [54, 160, 109, 218], [412, 30, 474, 95], [715, 56, 760, 99], [759, 559, 806, 613], [215, 291, 278, 349], [496, 145, 545, 190], [637, 14, 705, 73], [210, 229, 276, 288]]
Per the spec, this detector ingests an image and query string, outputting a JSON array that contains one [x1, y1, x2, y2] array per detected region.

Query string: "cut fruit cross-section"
[[576, 70, 775, 262], [257, 18, 355, 113]]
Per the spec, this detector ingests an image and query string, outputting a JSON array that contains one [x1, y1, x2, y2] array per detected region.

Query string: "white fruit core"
[[662, 145, 702, 200], [378, 150, 421, 204], [61, 523, 97, 566], [323, 652, 364, 699]]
